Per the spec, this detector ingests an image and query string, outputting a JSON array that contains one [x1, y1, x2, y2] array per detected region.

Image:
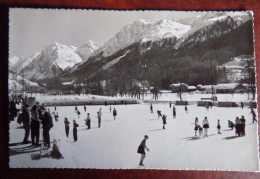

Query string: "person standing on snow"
[[240, 115, 246, 136], [157, 110, 162, 119], [162, 114, 167, 129], [217, 119, 221, 134], [202, 117, 209, 137], [195, 117, 199, 125], [84, 105, 86, 112], [73, 120, 79, 142], [31, 105, 40, 146], [173, 106, 176, 118], [250, 108, 257, 123], [241, 101, 244, 109], [113, 108, 117, 120], [235, 117, 241, 136], [137, 135, 149, 166], [42, 107, 53, 148], [194, 123, 199, 136], [184, 105, 188, 113], [97, 109, 102, 128], [150, 104, 153, 113], [18, 104, 31, 144], [64, 117, 70, 137], [85, 113, 91, 129]]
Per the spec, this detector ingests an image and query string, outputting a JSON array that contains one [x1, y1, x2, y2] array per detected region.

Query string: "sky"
[[9, 8, 202, 57]]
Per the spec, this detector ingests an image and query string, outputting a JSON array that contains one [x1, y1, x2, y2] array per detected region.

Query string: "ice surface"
[[9, 100, 259, 171]]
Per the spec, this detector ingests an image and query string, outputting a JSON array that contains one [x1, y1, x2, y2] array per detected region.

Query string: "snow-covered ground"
[[9, 103, 259, 171]]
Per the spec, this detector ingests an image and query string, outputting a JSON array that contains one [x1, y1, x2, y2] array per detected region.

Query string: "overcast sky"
[[9, 8, 202, 57]]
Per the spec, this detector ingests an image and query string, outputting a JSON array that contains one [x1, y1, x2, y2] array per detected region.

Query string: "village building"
[[215, 83, 247, 93], [170, 83, 189, 93]]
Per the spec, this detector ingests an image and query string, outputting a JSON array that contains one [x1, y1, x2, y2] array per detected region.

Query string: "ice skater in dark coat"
[[173, 106, 176, 118], [137, 135, 149, 166], [41, 107, 53, 148], [73, 120, 79, 141], [250, 108, 257, 123], [64, 117, 70, 138], [162, 114, 167, 129], [217, 119, 221, 134]]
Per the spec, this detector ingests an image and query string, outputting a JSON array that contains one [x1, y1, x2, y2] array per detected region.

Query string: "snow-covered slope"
[[9, 70, 38, 91], [20, 42, 83, 80], [93, 19, 191, 58], [175, 11, 252, 49], [76, 40, 100, 62], [9, 52, 40, 74], [10, 41, 100, 81]]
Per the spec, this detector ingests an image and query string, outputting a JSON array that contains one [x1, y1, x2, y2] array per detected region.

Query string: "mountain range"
[[9, 11, 254, 91]]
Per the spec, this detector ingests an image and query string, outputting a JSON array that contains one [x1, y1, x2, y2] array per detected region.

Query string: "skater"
[[241, 101, 244, 109], [73, 120, 79, 142], [113, 108, 117, 120], [195, 117, 199, 125], [97, 109, 102, 128], [110, 106, 112, 113], [202, 117, 209, 137], [240, 115, 246, 136], [198, 125, 203, 138], [137, 135, 149, 166], [235, 117, 241, 136], [85, 113, 91, 129], [173, 106, 176, 118], [194, 123, 199, 136], [30, 105, 40, 146], [150, 104, 153, 113], [84, 105, 86, 112], [75, 105, 78, 111], [54, 112, 59, 122], [184, 105, 188, 113], [77, 110, 81, 118], [162, 114, 167, 129], [228, 120, 235, 130], [206, 104, 209, 111], [64, 118, 70, 138], [18, 104, 31, 144], [250, 108, 257, 123], [157, 110, 162, 119], [217, 119, 221, 134], [54, 105, 57, 111], [42, 107, 53, 148]]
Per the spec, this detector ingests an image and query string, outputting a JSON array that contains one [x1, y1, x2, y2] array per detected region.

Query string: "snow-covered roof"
[[170, 83, 188, 88], [216, 83, 243, 89], [201, 85, 216, 89], [188, 86, 197, 90]]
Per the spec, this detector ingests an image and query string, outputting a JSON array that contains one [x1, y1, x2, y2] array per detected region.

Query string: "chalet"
[[187, 86, 197, 92], [216, 83, 247, 93], [197, 85, 216, 94], [170, 83, 188, 93]]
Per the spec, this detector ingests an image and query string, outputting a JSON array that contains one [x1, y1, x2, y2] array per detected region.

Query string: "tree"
[[244, 59, 256, 100]]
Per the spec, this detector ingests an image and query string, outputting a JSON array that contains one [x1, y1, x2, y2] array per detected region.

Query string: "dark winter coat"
[[113, 110, 117, 116], [42, 111, 53, 129], [137, 139, 147, 154], [162, 116, 167, 124], [18, 109, 30, 128]]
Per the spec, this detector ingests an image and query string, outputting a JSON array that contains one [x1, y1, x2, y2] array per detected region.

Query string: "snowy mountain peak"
[[40, 42, 82, 71], [94, 18, 191, 58]]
